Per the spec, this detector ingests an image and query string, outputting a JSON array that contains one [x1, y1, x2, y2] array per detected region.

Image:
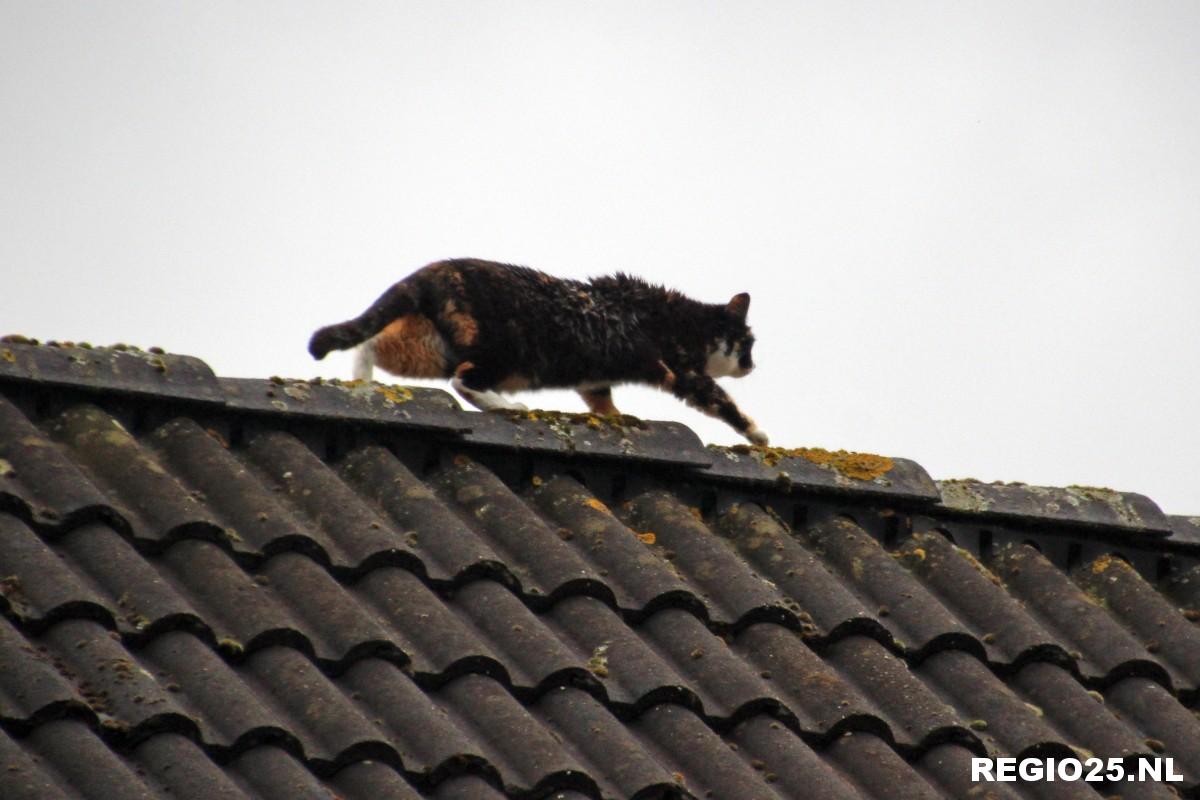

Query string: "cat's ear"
[[726, 292, 750, 321]]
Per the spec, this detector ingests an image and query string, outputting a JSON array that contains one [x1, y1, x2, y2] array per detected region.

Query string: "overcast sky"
[[3, 2, 1198, 513]]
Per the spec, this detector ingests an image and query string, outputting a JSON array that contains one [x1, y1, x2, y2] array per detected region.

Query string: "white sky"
[[3, 2, 1198, 513]]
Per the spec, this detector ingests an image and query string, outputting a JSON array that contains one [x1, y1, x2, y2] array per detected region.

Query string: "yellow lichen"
[[585, 497, 609, 513], [637, 531, 657, 545], [507, 408, 644, 430], [952, 544, 1004, 587], [723, 444, 894, 481], [376, 385, 414, 404]]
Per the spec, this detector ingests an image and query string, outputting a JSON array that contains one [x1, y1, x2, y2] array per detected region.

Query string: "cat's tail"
[[308, 279, 421, 360]]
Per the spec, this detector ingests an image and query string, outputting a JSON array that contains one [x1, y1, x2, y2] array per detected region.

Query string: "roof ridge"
[[0, 340, 1191, 538]]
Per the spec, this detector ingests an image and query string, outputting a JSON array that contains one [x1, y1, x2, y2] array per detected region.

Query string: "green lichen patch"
[[937, 479, 995, 512], [1066, 485, 1146, 527], [587, 643, 610, 678]]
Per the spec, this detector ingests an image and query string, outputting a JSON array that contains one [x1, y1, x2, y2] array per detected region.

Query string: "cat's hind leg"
[[579, 386, 618, 415], [451, 362, 529, 412], [352, 339, 376, 381]]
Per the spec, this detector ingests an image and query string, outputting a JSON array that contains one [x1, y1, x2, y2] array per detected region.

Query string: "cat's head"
[[704, 293, 756, 378]]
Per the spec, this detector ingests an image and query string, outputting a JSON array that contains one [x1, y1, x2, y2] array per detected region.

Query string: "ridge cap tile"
[[704, 444, 940, 503], [0, 341, 224, 405], [936, 478, 1173, 537]]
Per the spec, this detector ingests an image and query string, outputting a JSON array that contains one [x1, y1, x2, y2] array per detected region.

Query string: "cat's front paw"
[[745, 426, 769, 446]]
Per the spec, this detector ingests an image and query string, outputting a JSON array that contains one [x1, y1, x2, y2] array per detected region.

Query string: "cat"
[[308, 258, 768, 444]]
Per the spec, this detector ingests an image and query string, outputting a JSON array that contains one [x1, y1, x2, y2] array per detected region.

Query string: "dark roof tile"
[[0, 343, 223, 404], [892, 531, 1060, 665], [632, 704, 782, 800], [1165, 561, 1200, 618], [134, 733, 254, 800], [718, 503, 874, 637], [430, 456, 609, 602], [427, 775, 510, 800], [704, 445, 940, 503], [1104, 676, 1200, 784], [250, 434, 423, 572], [527, 475, 696, 613], [11, 718, 166, 800], [220, 376, 467, 433], [732, 624, 886, 738], [46, 405, 226, 546], [58, 522, 200, 636], [991, 544, 1171, 684], [1009, 662, 1147, 761], [803, 515, 978, 654], [139, 629, 285, 748], [460, 409, 712, 467], [0, 615, 86, 726], [936, 480, 1172, 537], [451, 579, 585, 690], [329, 757, 425, 800], [1073, 554, 1200, 687], [534, 686, 683, 798], [337, 443, 510, 582], [0, 396, 118, 531], [824, 731, 944, 800], [728, 715, 871, 800], [624, 491, 786, 626], [819, 634, 969, 747], [918, 650, 1064, 757], [437, 675, 594, 795], [0, 515, 112, 626]]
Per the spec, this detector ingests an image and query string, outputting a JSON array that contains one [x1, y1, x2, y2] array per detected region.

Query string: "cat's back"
[[418, 258, 580, 304], [409, 259, 650, 375], [415, 258, 616, 325]]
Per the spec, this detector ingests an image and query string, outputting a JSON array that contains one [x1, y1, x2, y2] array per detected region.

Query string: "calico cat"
[[308, 258, 768, 444]]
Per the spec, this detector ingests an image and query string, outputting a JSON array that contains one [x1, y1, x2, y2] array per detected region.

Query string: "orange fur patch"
[[441, 300, 479, 347], [372, 315, 450, 378]]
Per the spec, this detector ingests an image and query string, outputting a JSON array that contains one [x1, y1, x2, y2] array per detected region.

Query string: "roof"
[[1, 340, 1198, 800]]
